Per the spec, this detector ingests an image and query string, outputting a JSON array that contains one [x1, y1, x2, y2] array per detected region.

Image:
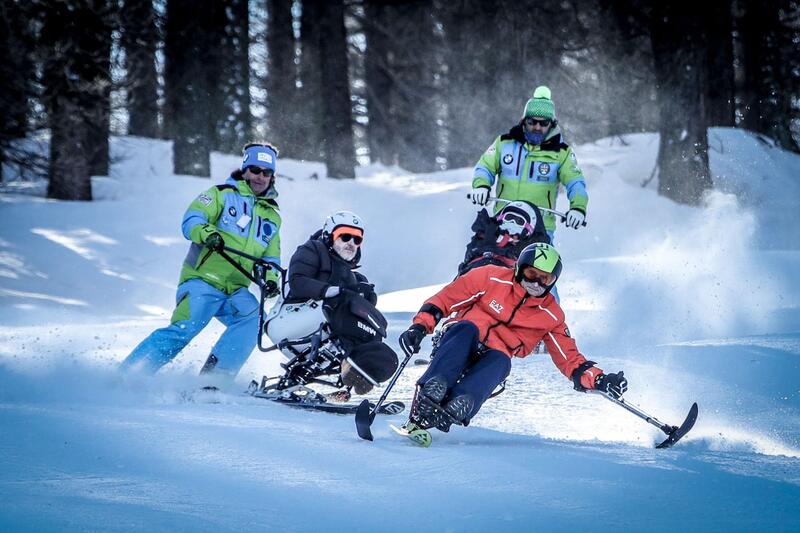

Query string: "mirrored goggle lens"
[[522, 267, 554, 286]]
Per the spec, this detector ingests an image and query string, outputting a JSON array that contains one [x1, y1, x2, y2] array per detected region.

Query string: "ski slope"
[[1, 130, 799, 531]]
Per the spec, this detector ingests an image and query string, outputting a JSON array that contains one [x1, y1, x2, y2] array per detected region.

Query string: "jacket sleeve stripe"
[[547, 331, 568, 360], [450, 291, 486, 310], [538, 305, 559, 322], [489, 277, 514, 285]]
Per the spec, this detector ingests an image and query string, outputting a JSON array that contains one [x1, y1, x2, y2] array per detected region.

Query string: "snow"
[[2, 130, 800, 531]]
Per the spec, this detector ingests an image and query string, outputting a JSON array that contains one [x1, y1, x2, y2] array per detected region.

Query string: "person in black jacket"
[[285, 211, 376, 305], [266, 211, 396, 395], [457, 200, 550, 276]]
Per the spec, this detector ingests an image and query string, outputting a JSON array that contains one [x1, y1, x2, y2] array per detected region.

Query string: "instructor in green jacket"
[[121, 142, 282, 381], [470, 86, 588, 242]]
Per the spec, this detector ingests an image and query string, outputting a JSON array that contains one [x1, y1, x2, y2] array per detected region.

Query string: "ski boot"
[[412, 376, 448, 429], [435, 394, 474, 432]]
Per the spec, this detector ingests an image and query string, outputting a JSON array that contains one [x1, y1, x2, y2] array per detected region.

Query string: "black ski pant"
[[418, 320, 511, 423]]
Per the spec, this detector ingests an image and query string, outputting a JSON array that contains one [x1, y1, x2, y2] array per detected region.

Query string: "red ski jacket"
[[413, 264, 601, 389]]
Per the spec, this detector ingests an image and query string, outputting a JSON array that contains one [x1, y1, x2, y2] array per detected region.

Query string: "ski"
[[390, 423, 432, 447], [655, 402, 699, 449], [252, 393, 405, 416]]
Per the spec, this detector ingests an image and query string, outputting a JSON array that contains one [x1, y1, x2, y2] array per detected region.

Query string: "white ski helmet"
[[322, 211, 365, 242], [497, 201, 539, 237]]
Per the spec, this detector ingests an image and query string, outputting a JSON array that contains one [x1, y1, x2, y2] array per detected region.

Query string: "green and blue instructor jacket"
[[472, 124, 588, 231], [180, 175, 281, 294]]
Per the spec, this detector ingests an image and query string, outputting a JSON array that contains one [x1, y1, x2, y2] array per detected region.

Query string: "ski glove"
[[355, 281, 375, 297], [205, 232, 225, 252], [595, 371, 628, 399], [564, 209, 585, 229], [264, 280, 280, 298], [470, 186, 490, 206], [399, 324, 427, 354]]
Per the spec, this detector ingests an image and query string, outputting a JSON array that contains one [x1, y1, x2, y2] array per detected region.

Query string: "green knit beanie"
[[523, 86, 556, 120]]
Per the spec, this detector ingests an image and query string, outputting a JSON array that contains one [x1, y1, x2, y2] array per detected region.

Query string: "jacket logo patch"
[[489, 299, 504, 314], [228, 206, 237, 217], [538, 163, 550, 175], [197, 194, 212, 206], [502, 154, 513, 165]]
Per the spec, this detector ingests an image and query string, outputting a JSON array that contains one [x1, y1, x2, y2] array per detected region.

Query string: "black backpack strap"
[[571, 360, 597, 392]]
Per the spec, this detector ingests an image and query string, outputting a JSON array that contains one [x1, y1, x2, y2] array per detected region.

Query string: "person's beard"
[[332, 239, 357, 261]]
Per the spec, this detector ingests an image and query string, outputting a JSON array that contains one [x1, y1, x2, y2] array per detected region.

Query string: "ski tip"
[[390, 424, 432, 448], [355, 399, 374, 441], [655, 402, 699, 449]]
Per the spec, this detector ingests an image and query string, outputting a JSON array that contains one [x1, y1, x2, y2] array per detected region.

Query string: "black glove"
[[205, 232, 225, 252], [355, 281, 375, 297], [595, 371, 628, 399], [399, 324, 426, 354], [264, 280, 279, 298]]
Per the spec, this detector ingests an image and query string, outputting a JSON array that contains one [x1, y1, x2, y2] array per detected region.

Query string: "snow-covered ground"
[[1, 130, 799, 531]]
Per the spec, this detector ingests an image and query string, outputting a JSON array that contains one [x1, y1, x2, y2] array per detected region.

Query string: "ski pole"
[[588, 389, 699, 449], [355, 342, 415, 441], [465, 194, 586, 226]]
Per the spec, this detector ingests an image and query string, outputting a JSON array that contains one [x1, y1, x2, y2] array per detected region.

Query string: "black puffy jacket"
[[285, 229, 376, 304]]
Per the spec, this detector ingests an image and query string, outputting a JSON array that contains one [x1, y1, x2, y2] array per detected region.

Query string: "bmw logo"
[[503, 154, 513, 165], [538, 163, 550, 175], [228, 206, 237, 217]]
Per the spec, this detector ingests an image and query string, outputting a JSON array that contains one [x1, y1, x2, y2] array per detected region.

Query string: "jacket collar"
[[226, 174, 279, 201]]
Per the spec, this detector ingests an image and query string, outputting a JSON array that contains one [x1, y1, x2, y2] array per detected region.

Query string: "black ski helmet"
[[515, 242, 562, 296]]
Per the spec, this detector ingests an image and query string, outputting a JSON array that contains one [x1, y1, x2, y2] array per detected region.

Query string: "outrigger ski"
[[588, 390, 698, 449]]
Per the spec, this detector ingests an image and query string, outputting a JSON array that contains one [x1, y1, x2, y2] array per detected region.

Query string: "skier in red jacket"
[[398, 242, 627, 436]]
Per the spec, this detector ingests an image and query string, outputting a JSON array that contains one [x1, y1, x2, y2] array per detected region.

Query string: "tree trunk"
[[216, 0, 251, 153], [317, 0, 355, 179], [391, 0, 440, 173], [0, 1, 34, 171], [41, 0, 116, 200], [297, 0, 325, 161], [363, 0, 395, 166], [85, 2, 112, 176], [267, 0, 299, 156], [650, 3, 712, 205], [740, 0, 798, 151], [122, 0, 160, 138], [164, 0, 224, 176], [703, 1, 736, 127]]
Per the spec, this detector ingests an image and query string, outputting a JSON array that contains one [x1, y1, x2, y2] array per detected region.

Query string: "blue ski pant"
[[121, 278, 260, 375], [418, 320, 511, 422]]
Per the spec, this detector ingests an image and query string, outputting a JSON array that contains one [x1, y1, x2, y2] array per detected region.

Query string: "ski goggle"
[[524, 117, 552, 128], [498, 211, 533, 235], [520, 265, 555, 286], [246, 166, 274, 177]]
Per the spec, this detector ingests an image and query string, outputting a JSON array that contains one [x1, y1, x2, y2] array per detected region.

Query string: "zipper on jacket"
[[515, 145, 523, 176], [482, 294, 528, 346]]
